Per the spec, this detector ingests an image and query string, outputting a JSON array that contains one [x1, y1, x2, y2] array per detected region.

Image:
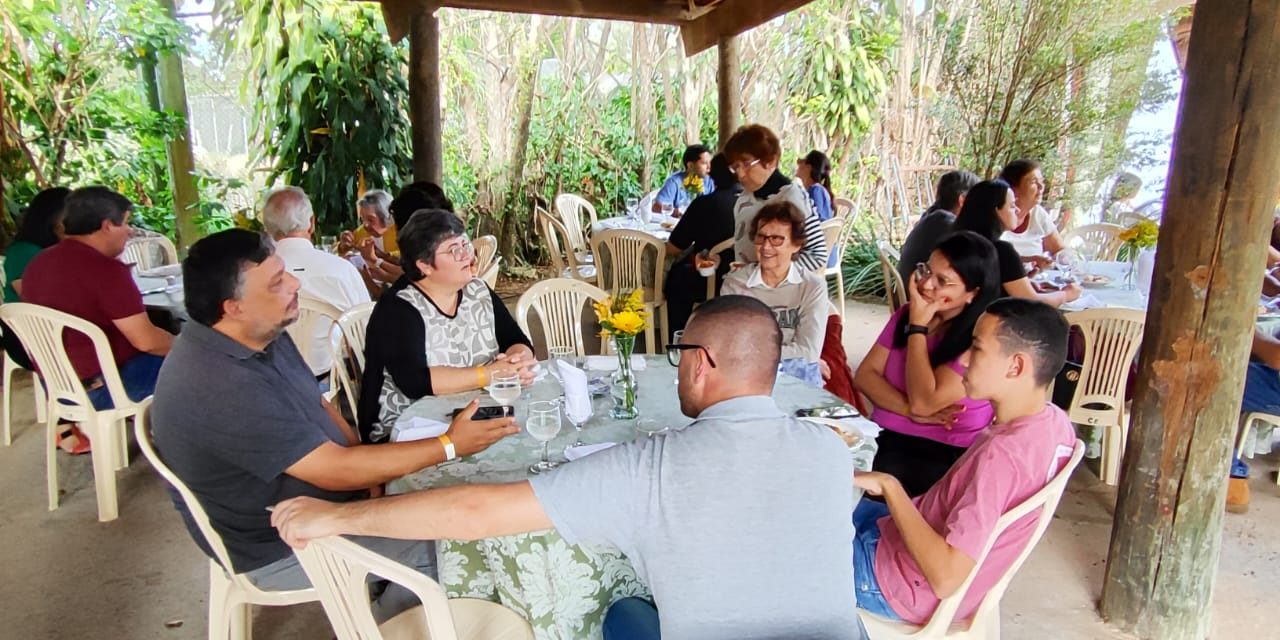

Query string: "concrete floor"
[[0, 299, 1275, 638]]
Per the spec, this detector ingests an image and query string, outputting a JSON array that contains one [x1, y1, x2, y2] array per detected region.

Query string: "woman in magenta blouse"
[[854, 231, 1002, 496]]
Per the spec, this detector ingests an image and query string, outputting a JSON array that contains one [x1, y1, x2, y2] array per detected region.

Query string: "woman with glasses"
[[952, 180, 1081, 307], [853, 231, 1000, 496], [721, 201, 828, 387], [722, 124, 828, 272], [358, 209, 535, 443]]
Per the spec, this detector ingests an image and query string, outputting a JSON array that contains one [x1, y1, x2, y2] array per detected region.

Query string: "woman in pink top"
[[854, 231, 1000, 496]]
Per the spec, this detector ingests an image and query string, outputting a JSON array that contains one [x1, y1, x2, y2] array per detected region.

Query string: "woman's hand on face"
[[906, 272, 941, 326]]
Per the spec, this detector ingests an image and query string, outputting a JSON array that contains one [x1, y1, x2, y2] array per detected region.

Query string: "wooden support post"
[[1100, 2, 1280, 638], [409, 2, 443, 185], [156, 0, 201, 251], [716, 35, 740, 148]]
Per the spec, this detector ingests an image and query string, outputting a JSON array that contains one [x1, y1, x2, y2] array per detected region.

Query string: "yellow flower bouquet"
[[1118, 219, 1159, 250], [592, 289, 648, 419], [682, 173, 704, 202]]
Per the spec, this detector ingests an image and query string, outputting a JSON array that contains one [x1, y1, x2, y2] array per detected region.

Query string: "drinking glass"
[[548, 346, 575, 384], [487, 372, 522, 406], [526, 400, 562, 474], [625, 197, 639, 219], [660, 203, 674, 219], [320, 235, 338, 253], [1054, 249, 1082, 283], [564, 398, 592, 448]]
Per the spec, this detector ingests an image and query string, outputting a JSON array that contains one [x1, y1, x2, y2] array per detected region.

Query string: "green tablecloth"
[[391, 356, 876, 639]]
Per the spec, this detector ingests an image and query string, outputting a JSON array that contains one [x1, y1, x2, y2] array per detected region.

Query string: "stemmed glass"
[[564, 397, 591, 448], [1054, 249, 1082, 284], [486, 372, 521, 407], [625, 197, 639, 220], [526, 400, 562, 474], [671, 330, 684, 386], [547, 346, 574, 386]]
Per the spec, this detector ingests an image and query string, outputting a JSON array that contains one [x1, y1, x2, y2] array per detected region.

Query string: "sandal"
[[57, 425, 92, 456]]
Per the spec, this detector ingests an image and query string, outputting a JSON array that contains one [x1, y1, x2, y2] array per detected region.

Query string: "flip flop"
[[57, 426, 92, 456]]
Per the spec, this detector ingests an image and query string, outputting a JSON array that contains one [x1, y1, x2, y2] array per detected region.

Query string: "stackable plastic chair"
[[834, 197, 855, 220], [821, 218, 852, 317], [295, 535, 533, 640], [859, 441, 1085, 639], [516, 278, 610, 358], [590, 228, 668, 353], [703, 238, 736, 300], [876, 240, 907, 312], [122, 235, 179, 271], [330, 302, 375, 424], [1060, 223, 1124, 261], [284, 293, 343, 399], [2, 340, 47, 446], [1064, 309, 1146, 485], [536, 207, 597, 283], [1235, 412, 1280, 485], [473, 236, 499, 277], [553, 193, 598, 259], [0, 302, 149, 521], [135, 400, 318, 639]]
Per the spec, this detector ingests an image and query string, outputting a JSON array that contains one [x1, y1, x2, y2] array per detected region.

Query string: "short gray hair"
[[358, 189, 393, 225], [261, 187, 314, 238]]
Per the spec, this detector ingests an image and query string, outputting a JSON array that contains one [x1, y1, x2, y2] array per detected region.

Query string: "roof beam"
[[680, 0, 814, 55]]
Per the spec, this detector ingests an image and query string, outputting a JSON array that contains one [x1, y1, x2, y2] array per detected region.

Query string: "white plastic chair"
[[330, 302, 376, 425], [516, 278, 610, 358], [536, 207, 597, 283], [284, 293, 343, 397], [834, 197, 855, 220], [294, 535, 534, 640], [1060, 223, 1124, 261], [860, 440, 1085, 640], [478, 258, 501, 289], [122, 235, 179, 271], [821, 218, 851, 318], [876, 240, 907, 312], [2, 346, 47, 446], [590, 228, 668, 353], [553, 193, 598, 260], [134, 399, 318, 639], [0, 302, 150, 521], [1234, 412, 1280, 485], [1064, 309, 1145, 486], [472, 235, 499, 277], [703, 238, 736, 300]]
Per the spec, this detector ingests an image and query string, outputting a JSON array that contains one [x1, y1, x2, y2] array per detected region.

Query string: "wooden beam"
[[1099, 1, 1280, 638], [716, 34, 740, 147], [379, 0, 716, 43], [681, 0, 814, 56], [408, 2, 443, 184]]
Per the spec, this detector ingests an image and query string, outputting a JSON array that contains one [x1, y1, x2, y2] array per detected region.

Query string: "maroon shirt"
[[22, 239, 144, 380]]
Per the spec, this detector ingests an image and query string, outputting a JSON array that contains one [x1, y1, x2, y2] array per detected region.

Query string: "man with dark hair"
[[151, 229, 518, 620], [849, 297, 1076, 625], [22, 186, 174, 452], [897, 170, 982, 285], [272, 295, 868, 640], [653, 143, 715, 216]]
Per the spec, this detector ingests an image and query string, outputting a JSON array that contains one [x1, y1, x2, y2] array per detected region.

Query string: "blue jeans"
[[86, 353, 164, 410], [852, 499, 901, 621], [603, 597, 661, 640], [1242, 361, 1280, 415]]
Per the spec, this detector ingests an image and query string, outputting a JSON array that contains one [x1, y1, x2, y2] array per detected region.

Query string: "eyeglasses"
[[914, 262, 959, 288], [666, 343, 717, 368], [753, 233, 789, 247], [436, 238, 475, 262], [729, 158, 761, 175]]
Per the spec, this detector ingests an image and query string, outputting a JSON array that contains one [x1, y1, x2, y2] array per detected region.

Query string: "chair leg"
[[208, 565, 234, 640], [2, 355, 13, 446], [115, 418, 129, 471], [1236, 415, 1255, 461], [46, 415, 59, 511], [32, 373, 47, 424], [1101, 424, 1121, 486], [86, 417, 120, 522]]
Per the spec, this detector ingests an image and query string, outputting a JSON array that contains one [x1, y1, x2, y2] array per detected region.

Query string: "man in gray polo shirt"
[[151, 229, 519, 621], [271, 295, 869, 639]]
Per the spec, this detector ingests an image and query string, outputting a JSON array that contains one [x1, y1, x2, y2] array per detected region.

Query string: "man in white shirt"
[[261, 187, 371, 376]]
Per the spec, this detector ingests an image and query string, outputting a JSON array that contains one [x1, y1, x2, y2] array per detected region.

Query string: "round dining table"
[[591, 213, 677, 243], [390, 355, 876, 639]]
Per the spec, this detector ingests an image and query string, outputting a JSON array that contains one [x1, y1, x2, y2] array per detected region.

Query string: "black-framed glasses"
[[666, 344, 717, 368]]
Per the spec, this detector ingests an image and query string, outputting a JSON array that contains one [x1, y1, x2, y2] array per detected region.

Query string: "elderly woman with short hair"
[[358, 209, 535, 443], [337, 189, 402, 281]]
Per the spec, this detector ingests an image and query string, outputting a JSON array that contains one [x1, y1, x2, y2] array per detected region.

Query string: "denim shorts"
[[852, 499, 902, 621]]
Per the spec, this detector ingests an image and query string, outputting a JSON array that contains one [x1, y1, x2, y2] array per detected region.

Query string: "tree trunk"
[[156, 0, 201, 251], [409, 3, 443, 185], [716, 35, 740, 148], [497, 16, 542, 263], [1100, 2, 1280, 638], [632, 24, 654, 191]]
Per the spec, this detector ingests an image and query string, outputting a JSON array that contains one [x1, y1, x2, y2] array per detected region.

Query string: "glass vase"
[[1124, 249, 1139, 290], [609, 334, 639, 420]]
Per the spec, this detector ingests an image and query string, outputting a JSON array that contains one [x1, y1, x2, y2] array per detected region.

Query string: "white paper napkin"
[[556, 360, 593, 423], [564, 441, 618, 461], [391, 416, 450, 442], [585, 355, 647, 372], [1066, 293, 1104, 311]]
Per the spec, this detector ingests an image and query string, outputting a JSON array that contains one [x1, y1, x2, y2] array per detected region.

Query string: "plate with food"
[[1081, 274, 1111, 288], [659, 220, 677, 230]]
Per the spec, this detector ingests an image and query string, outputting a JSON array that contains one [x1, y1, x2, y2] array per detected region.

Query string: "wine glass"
[[547, 346, 574, 385], [564, 397, 592, 448], [1054, 249, 1082, 284], [526, 400, 562, 474], [320, 235, 338, 253], [660, 203, 674, 220], [487, 372, 521, 407], [625, 197, 639, 219]]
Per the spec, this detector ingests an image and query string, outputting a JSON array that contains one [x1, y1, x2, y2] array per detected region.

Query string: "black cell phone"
[[448, 405, 512, 420]]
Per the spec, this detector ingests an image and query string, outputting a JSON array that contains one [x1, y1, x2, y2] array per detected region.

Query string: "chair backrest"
[[133, 399, 258, 593], [820, 218, 851, 274], [536, 206, 591, 279], [704, 237, 736, 300], [833, 197, 855, 219], [122, 236, 179, 271], [590, 229, 665, 300], [284, 293, 344, 375], [553, 193, 596, 255], [331, 302, 376, 422], [473, 235, 499, 276], [1061, 223, 1124, 261], [0, 302, 129, 420], [916, 440, 1086, 636], [516, 278, 609, 357], [479, 257, 501, 289], [294, 535, 461, 640], [1064, 308, 1146, 423], [875, 240, 906, 311]]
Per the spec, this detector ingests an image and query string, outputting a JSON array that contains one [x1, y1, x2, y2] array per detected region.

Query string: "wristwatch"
[[904, 324, 929, 337], [438, 434, 458, 461]]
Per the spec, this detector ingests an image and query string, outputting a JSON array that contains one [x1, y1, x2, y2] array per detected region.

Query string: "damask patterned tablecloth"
[[391, 356, 875, 639]]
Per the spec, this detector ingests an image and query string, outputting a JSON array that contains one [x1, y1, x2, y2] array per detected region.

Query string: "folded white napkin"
[[564, 441, 618, 461], [391, 416, 449, 442], [556, 361, 593, 424], [585, 355, 647, 372], [1066, 293, 1104, 311], [836, 417, 882, 439]]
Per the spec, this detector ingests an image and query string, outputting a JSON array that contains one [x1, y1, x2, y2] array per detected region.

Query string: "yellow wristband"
[[476, 366, 488, 388], [438, 434, 457, 461]]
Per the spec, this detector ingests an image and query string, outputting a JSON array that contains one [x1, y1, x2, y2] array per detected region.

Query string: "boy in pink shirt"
[[851, 297, 1078, 624]]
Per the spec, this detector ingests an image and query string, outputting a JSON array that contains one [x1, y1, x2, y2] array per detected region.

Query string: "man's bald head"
[[685, 295, 781, 392]]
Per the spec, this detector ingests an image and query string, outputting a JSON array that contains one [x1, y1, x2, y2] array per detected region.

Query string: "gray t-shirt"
[[529, 395, 866, 639]]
